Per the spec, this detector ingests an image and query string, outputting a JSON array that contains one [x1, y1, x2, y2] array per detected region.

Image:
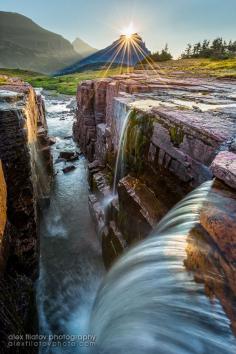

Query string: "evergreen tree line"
[[141, 44, 173, 63], [181, 38, 236, 59]]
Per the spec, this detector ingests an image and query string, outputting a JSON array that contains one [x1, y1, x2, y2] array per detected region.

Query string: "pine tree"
[[181, 37, 236, 59]]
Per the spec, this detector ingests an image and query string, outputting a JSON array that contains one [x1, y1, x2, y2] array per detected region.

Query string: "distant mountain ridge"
[[0, 12, 94, 74], [58, 33, 151, 75], [72, 38, 97, 58]]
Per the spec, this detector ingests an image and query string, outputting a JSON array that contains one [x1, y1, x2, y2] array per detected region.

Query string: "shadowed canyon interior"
[[0, 71, 236, 353]]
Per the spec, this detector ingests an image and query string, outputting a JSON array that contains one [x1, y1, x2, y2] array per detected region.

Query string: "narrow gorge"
[[0, 71, 236, 353]]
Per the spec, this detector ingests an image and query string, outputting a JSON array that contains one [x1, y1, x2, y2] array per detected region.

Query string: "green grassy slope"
[[0, 59, 235, 96], [143, 58, 236, 79], [0, 67, 131, 95]]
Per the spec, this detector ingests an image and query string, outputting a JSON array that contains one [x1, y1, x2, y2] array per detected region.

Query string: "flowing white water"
[[112, 110, 132, 194], [90, 181, 236, 354], [37, 92, 105, 353]]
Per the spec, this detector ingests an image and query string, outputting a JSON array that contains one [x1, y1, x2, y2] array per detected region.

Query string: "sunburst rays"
[[96, 32, 167, 81]]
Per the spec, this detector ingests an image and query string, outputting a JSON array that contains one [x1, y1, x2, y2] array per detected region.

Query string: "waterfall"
[[90, 180, 236, 354], [112, 110, 132, 194]]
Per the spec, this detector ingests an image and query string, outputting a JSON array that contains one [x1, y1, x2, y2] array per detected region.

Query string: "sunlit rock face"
[[75, 74, 236, 272], [0, 79, 52, 346], [0, 80, 52, 276], [0, 161, 7, 271]]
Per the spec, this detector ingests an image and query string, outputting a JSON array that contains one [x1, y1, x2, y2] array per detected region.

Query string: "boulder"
[[48, 136, 56, 145], [62, 165, 76, 173], [59, 151, 78, 161]]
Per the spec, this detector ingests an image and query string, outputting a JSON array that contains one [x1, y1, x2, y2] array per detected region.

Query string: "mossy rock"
[[122, 109, 155, 177], [169, 126, 184, 147]]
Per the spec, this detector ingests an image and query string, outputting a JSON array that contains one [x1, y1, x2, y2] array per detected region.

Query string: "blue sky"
[[1, 0, 236, 57]]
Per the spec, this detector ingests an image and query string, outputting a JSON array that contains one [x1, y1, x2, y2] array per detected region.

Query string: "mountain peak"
[[59, 33, 151, 75], [72, 37, 97, 58], [0, 11, 80, 74]]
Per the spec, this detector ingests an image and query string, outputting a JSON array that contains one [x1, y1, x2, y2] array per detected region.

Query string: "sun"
[[122, 23, 136, 39]]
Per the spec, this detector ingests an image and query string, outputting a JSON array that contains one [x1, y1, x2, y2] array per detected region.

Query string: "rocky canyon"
[[0, 69, 236, 352]]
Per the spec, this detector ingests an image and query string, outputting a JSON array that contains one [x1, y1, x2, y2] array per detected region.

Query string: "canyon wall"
[[74, 73, 236, 332], [0, 79, 52, 346], [0, 161, 8, 272]]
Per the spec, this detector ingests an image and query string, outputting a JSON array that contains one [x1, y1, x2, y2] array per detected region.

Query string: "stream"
[[36, 91, 104, 353]]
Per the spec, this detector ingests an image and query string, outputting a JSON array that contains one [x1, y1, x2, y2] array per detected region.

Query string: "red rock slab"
[[210, 151, 236, 190]]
